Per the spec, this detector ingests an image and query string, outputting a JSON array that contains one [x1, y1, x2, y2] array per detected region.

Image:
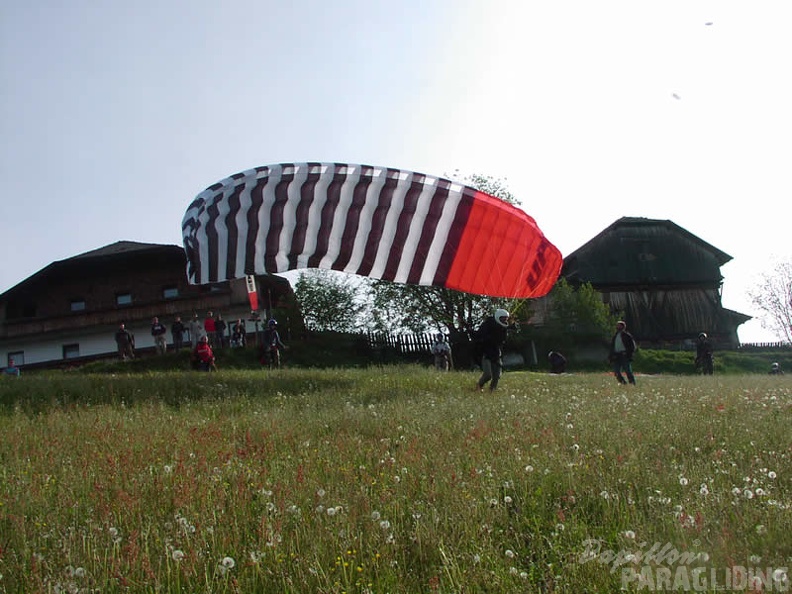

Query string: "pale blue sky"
[[2, 1, 790, 341]]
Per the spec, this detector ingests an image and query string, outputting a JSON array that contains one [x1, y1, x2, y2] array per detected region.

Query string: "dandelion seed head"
[[505, 549, 515, 558], [171, 549, 185, 561]]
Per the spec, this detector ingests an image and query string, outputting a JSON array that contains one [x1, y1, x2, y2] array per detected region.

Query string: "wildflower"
[[503, 496, 513, 505], [505, 549, 515, 559], [756, 488, 766, 497], [768, 471, 777, 480], [371, 511, 381, 521], [743, 489, 754, 499], [524, 465, 534, 473], [379, 520, 391, 530], [756, 524, 766, 534], [220, 556, 235, 569], [622, 530, 636, 539], [172, 549, 185, 561], [327, 507, 337, 517], [316, 488, 326, 498], [699, 484, 709, 496], [571, 443, 580, 451], [679, 477, 689, 486], [772, 569, 788, 588], [600, 490, 610, 500]]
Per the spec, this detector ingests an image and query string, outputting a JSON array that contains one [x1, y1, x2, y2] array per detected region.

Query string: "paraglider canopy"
[[182, 162, 562, 298]]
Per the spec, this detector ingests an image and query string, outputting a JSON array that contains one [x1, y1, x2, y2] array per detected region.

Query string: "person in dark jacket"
[[695, 332, 714, 375], [608, 320, 636, 385], [548, 351, 567, 374], [474, 308, 513, 392], [115, 323, 135, 360], [171, 316, 185, 350]]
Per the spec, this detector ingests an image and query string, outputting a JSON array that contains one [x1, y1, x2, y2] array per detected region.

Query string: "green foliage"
[[1, 371, 789, 592], [293, 269, 368, 332]]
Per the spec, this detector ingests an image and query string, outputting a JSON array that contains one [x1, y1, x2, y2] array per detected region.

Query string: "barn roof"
[[562, 217, 732, 287]]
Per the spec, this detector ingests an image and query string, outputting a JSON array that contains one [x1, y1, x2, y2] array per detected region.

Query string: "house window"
[[70, 299, 86, 312], [8, 351, 24, 366], [162, 286, 179, 299], [63, 344, 80, 359], [116, 292, 133, 306]]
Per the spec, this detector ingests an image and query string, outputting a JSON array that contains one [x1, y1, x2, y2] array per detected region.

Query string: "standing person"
[[188, 313, 203, 350], [608, 321, 636, 385], [151, 316, 168, 355], [769, 362, 784, 375], [193, 335, 216, 371], [115, 323, 135, 360], [695, 332, 714, 375], [3, 358, 20, 378], [231, 318, 247, 348], [260, 318, 287, 369], [204, 311, 217, 347], [431, 333, 452, 371], [215, 314, 227, 348], [548, 351, 567, 374], [171, 316, 185, 351], [474, 308, 513, 392]]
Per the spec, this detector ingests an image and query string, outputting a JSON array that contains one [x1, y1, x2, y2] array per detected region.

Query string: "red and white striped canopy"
[[182, 163, 561, 298]]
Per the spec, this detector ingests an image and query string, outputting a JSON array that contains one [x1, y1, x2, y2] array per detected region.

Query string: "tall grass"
[[0, 368, 789, 592]]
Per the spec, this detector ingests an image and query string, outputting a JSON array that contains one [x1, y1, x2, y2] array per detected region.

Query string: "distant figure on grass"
[[192, 335, 216, 371], [695, 332, 714, 375], [608, 320, 636, 385], [431, 334, 453, 371], [548, 350, 567, 374], [151, 316, 168, 355], [171, 316, 185, 350], [3, 358, 20, 378], [115, 323, 135, 361], [769, 362, 784, 375], [260, 318, 287, 369], [473, 308, 514, 392]]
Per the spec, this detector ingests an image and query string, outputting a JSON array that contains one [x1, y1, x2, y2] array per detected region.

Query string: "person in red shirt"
[[193, 335, 216, 371], [204, 311, 217, 347]]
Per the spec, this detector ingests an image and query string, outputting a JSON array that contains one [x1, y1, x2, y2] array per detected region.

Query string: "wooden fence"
[[366, 332, 437, 354]]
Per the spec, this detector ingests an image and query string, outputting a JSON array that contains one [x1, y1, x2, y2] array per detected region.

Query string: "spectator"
[[171, 316, 185, 350], [188, 313, 204, 349], [151, 316, 168, 355], [231, 319, 247, 347], [215, 314, 227, 348], [548, 351, 567, 374], [192, 335, 216, 371], [430, 334, 452, 371], [3, 358, 20, 378], [115, 323, 135, 360], [204, 311, 217, 347], [608, 320, 636, 385]]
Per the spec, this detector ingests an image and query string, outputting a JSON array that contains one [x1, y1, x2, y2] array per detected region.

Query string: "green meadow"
[[0, 368, 789, 593]]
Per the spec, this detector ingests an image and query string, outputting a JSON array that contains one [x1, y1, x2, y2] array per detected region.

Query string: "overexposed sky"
[[1, 1, 789, 342]]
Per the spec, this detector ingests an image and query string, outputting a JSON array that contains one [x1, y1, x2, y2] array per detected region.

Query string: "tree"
[[293, 270, 368, 332], [544, 278, 616, 343], [748, 258, 792, 342]]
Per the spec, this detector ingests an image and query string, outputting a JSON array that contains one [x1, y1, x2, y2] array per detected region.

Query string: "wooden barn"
[[561, 217, 751, 348], [0, 241, 301, 368]]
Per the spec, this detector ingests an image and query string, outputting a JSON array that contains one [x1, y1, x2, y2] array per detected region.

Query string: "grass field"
[[0, 368, 789, 593]]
